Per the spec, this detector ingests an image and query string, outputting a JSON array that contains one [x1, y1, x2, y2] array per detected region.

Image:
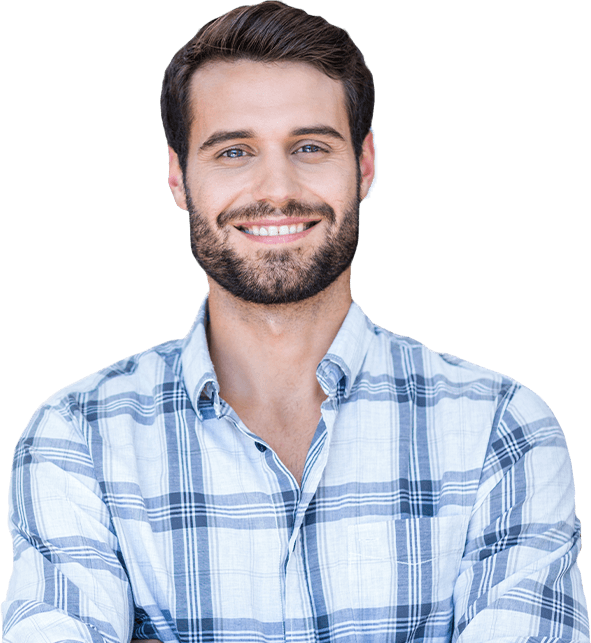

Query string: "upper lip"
[[234, 217, 321, 228]]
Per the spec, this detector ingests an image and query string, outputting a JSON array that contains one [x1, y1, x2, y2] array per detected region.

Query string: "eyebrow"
[[199, 130, 255, 151], [199, 125, 347, 151], [289, 126, 346, 141]]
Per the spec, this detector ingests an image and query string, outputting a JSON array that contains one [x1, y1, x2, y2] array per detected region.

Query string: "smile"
[[237, 221, 318, 237]]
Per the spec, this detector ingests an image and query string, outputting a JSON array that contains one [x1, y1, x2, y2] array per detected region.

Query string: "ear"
[[358, 131, 375, 201], [168, 146, 188, 211]]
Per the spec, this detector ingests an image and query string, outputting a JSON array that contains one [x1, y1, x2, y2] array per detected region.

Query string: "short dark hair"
[[161, 1, 374, 174]]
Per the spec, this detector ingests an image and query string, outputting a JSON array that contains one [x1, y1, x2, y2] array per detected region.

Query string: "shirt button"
[[255, 442, 267, 452]]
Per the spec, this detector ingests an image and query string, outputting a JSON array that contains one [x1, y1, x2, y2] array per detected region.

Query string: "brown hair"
[[161, 1, 374, 174]]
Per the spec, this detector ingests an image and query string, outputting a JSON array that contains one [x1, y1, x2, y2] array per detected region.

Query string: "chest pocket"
[[348, 515, 469, 637]]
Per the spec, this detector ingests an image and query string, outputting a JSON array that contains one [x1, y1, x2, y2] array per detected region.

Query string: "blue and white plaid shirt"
[[3, 300, 589, 642]]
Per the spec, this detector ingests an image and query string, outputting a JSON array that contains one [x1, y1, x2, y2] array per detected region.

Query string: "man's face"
[[169, 60, 374, 304]]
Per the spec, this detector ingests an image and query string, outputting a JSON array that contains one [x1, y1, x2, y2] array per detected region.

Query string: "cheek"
[[188, 186, 229, 219], [306, 173, 357, 211], [194, 173, 250, 214]]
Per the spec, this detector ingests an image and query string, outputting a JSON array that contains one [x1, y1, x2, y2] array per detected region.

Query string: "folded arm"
[[2, 403, 134, 643], [453, 384, 589, 642]]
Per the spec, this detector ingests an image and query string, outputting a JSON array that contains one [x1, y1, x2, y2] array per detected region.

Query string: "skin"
[[167, 60, 375, 485]]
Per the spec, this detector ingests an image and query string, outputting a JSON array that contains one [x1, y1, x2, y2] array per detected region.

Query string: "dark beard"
[[187, 190, 360, 305]]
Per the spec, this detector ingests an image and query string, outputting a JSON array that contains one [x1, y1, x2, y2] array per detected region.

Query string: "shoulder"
[[47, 338, 184, 404], [20, 338, 186, 444], [362, 321, 517, 406], [363, 320, 569, 485], [362, 319, 562, 447]]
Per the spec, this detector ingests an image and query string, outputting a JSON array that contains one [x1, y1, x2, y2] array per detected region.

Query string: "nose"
[[250, 149, 301, 207]]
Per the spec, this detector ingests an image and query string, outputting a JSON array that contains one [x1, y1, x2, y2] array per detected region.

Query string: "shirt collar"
[[180, 298, 222, 419], [181, 297, 375, 418], [316, 301, 375, 399]]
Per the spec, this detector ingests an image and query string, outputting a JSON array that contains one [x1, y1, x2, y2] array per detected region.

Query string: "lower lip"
[[239, 224, 317, 244]]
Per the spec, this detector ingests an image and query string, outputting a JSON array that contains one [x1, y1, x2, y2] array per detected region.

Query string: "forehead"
[[187, 60, 350, 144]]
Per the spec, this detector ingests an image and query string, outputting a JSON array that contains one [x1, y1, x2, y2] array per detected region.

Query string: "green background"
[[0, 0, 591, 612]]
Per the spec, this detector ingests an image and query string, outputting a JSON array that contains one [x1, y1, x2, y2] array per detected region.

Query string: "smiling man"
[[3, 2, 588, 643]]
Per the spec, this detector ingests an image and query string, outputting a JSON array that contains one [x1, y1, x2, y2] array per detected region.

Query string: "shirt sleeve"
[[453, 382, 590, 642], [2, 400, 134, 643]]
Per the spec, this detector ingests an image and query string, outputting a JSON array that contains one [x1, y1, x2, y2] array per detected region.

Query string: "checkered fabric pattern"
[[3, 300, 589, 642]]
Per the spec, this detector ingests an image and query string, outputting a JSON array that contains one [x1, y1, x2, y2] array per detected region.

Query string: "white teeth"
[[241, 222, 313, 236]]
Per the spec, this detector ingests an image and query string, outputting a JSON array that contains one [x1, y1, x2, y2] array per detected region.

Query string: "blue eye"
[[299, 144, 321, 153], [222, 148, 247, 158]]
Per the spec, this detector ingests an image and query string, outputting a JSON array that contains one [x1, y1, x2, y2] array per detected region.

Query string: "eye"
[[220, 148, 248, 159], [296, 144, 325, 154]]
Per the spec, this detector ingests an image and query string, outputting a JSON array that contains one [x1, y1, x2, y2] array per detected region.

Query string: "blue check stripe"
[[3, 299, 588, 642]]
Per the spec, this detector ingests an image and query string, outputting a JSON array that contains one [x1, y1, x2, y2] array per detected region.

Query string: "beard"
[[186, 186, 360, 305]]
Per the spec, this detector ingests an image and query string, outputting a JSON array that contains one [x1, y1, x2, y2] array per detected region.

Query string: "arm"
[[453, 384, 589, 642], [2, 402, 134, 643]]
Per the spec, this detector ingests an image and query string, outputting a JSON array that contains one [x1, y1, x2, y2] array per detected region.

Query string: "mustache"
[[217, 200, 336, 228]]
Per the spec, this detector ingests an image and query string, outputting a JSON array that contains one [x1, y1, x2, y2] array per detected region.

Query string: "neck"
[[206, 269, 352, 407]]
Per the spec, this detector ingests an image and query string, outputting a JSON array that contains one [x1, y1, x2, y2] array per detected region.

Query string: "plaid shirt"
[[3, 300, 588, 642]]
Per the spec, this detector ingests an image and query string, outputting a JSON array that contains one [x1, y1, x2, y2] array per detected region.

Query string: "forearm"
[[453, 385, 589, 641], [4, 406, 134, 642]]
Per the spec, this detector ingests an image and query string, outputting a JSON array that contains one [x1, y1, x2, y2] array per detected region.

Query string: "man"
[[3, 2, 588, 642]]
